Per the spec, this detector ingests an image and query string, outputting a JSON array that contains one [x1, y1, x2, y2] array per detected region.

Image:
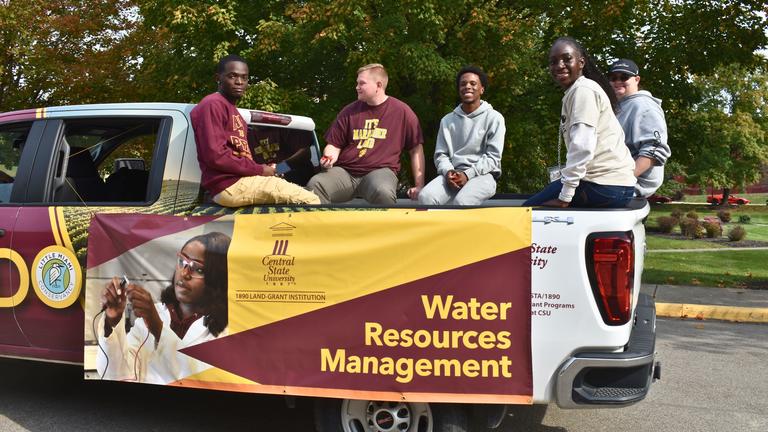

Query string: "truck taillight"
[[586, 232, 634, 326]]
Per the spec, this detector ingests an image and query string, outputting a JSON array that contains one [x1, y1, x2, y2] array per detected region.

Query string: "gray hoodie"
[[434, 100, 505, 179], [617, 90, 671, 197]]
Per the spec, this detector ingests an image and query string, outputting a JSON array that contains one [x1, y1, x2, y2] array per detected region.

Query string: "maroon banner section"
[[87, 214, 220, 268], [183, 249, 532, 397]]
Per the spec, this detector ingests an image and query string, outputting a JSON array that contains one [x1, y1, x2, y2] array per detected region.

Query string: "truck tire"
[[314, 398, 468, 432]]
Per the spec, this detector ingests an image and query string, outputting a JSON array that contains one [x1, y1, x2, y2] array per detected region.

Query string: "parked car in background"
[[647, 194, 672, 204], [707, 194, 751, 205]]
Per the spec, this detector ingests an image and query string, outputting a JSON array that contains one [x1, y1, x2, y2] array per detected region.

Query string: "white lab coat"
[[96, 303, 224, 384]]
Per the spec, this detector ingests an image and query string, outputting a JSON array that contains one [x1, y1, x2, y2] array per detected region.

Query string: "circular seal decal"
[[32, 246, 82, 309]]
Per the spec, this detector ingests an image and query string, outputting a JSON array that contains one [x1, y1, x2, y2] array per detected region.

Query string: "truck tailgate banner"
[[85, 208, 532, 404]]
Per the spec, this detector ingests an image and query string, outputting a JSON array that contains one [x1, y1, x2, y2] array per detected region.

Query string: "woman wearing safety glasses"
[[96, 232, 231, 384]]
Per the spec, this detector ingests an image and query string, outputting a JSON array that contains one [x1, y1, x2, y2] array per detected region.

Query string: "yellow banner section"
[[228, 208, 531, 333]]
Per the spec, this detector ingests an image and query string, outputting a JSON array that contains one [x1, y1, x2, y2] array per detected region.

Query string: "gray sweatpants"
[[418, 173, 497, 206]]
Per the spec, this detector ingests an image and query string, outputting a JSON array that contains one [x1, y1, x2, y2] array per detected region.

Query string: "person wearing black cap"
[[608, 58, 671, 198]]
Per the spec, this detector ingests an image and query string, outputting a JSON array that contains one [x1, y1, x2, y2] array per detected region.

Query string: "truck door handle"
[[0, 229, 5, 237]]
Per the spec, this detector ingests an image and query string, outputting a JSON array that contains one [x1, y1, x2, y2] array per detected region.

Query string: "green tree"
[[671, 64, 768, 201], [0, 0, 142, 111], [134, 0, 551, 189], [4, 1, 767, 195]]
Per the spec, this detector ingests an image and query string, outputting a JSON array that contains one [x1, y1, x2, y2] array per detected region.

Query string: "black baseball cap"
[[608, 59, 639, 76]]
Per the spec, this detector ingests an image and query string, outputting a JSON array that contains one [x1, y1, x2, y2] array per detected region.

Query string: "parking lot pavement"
[[642, 284, 768, 323]]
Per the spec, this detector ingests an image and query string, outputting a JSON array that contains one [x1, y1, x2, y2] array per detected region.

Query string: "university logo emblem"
[[263, 223, 297, 286], [31, 246, 81, 309]]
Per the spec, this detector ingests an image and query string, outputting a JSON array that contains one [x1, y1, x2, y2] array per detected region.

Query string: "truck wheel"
[[314, 398, 468, 432]]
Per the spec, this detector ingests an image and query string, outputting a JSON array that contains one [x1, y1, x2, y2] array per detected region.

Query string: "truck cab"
[[0, 103, 319, 362]]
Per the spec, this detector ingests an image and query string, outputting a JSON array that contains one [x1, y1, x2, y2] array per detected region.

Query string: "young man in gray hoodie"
[[419, 66, 506, 205], [608, 59, 671, 197]]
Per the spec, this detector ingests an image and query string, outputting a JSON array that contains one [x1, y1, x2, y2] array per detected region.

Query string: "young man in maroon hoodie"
[[190, 55, 320, 206]]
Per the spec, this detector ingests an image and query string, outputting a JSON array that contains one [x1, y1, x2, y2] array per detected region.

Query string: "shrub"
[[685, 210, 699, 220], [738, 214, 751, 224], [670, 209, 683, 220], [703, 220, 722, 238], [679, 217, 700, 239], [717, 210, 732, 223], [728, 225, 747, 241], [656, 216, 677, 234], [695, 225, 706, 239]]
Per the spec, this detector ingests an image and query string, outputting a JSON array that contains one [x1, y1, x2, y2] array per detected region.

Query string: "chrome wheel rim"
[[341, 399, 433, 432]]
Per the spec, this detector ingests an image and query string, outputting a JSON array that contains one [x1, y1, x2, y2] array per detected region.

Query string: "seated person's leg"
[[522, 180, 563, 206], [418, 176, 454, 205], [357, 167, 397, 205], [214, 176, 320, 207], [571, 181, 634, 208], [307, 166, 356, 203], [452, 174, 497, 206]]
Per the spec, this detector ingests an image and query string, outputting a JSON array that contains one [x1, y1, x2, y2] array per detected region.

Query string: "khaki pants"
[[213, 176, 321, 207]]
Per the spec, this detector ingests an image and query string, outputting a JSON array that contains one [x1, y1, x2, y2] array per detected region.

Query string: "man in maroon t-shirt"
[[190, 55, 319, 206], [307, 64, 425, 204]]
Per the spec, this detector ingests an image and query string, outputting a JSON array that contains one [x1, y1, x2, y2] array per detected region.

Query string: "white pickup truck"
[[0, 103, 659, 432]]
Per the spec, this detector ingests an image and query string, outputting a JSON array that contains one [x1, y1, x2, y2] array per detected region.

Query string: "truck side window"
[[54, 118, 161, 204], [0, 122, 32, 204]]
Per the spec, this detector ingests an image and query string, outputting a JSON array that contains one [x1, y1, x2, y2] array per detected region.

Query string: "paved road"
[[509, 318, 768, 432], [1, 318, 767, 432]]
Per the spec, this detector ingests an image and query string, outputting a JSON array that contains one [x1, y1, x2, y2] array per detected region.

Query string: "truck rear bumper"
[[555, 293, 659, 409]]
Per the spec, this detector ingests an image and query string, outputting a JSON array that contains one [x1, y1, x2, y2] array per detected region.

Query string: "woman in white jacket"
[[96, 232, 231, 384], [524, 37, 636, 208]]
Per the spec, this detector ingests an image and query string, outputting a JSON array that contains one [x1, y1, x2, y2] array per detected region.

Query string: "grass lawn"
[[647, 199, 768, 241], [646, 235, 725, 250], [642, 198, 768, 287], [643, 249, 768, 289]]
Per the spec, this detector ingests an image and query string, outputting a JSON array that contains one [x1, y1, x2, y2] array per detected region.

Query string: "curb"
[[656, 302, 768, 323]]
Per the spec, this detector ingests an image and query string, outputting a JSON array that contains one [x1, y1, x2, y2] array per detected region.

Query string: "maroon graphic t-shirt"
[[324, 97, 423, 177]]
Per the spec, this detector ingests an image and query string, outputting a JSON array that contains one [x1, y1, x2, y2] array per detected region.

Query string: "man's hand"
[[446, 170, 468, 189], [261, 164, 276, 176], [407, 186, 422, 200], [454, 171, 468, 187], [320, 155, 335, 169], [320, 145, 341, 169]]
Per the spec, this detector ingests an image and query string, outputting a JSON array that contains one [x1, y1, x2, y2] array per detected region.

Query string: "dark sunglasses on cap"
[[609, 74, 634, 82]]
